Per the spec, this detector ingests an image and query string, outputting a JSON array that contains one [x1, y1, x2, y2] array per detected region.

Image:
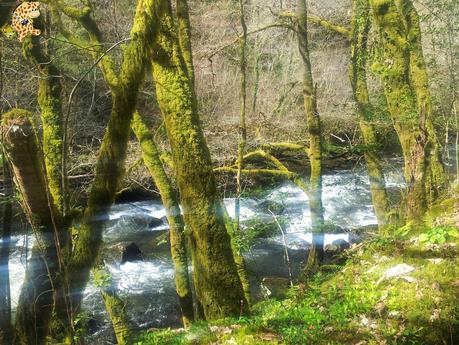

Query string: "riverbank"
[[135, 197, 459, 345]]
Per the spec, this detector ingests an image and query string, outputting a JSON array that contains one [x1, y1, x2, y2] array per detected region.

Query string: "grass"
[[135, 230, 459, 345]]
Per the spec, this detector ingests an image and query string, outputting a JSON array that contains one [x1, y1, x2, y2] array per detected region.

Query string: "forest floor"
[[135, 196, 459, 345]]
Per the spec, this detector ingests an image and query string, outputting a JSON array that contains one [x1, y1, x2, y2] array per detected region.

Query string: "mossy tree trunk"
[[50, 0, 196, 332], [369, 0, 445, 221], [93, 264, 134, 344], [350, 0, 392, 229], [2, 109, 63, 345], [22, 17, 67, 217], [0, 155, 13, 345], [65, 0, 160, 339], [398, 0, 446, 203], [150, 0, 247, 319], [175, 0, 194, 84], [297, 0, 325, 274], [236, 0, 248, 232], [131, 111, 194, 327]]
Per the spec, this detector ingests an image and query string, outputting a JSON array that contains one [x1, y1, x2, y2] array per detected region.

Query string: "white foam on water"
[[224, 198, 258, 220], [110, 261, 174, 294]]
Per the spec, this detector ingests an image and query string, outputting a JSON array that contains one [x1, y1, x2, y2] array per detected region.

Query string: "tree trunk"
[[150, 0, 247, 320], [369, 0, 445, 221], [2, 109, 63, 345], [350, 0, 392, 229], [0, 155, 13, 345], [94, 265, 133, 345], [22, 26, 66, 216], [297, 0, 325, 274], [398, 0, 445, 204], [175, 0, 195, 85], [131, 111, 194, 327], [66, 0, 160, 332]]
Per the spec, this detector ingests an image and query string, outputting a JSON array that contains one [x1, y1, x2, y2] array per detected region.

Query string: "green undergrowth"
[[135, 226, 459, 345]]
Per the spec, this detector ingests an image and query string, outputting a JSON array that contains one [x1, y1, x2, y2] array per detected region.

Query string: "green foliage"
[[419, 226, 459, 245], [93, 268, 112, 288]]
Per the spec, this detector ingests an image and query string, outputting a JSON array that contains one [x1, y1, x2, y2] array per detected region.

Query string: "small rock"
[[259, 332, 279, 341], [401, 276, 416, 283], [377, 263, 415, 284], [374, 301, 386, 316], [148, 217, 163, 228], [120, 242, 144, 264], [429, 309, 441, 323], [431, 282, 441, 291], [427, 258, 443, 264], [388, 310, 400, 318]]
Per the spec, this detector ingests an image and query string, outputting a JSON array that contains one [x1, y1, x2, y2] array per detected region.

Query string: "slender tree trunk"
[[131, 111, 194, 327], [350, 0, 392, 229], [236, 0, 248, 232], [0, 155, 13, 345], [94, 264, 134, 344], [369, 0, 444, 221], [2, 109, 63, 345], [150, 0, 247, 319], [297, 0, 325, 274]]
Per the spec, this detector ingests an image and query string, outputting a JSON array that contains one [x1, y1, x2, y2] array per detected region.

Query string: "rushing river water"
[[0, 160, 427, 343]]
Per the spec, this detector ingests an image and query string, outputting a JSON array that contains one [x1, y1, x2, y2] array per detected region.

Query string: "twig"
[[268, 209, 293, 287]]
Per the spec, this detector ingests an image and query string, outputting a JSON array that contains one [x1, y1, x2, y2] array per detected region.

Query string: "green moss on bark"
[[22, 31, 66, 216], [2, 109, 63, 345], [67, 0, 161, 328], [151, 0, 247, 320], [132, 111, 194, 327], [297, 0, 325, 273], [350, 0, 392, 229], [369, 0, 444, 221]]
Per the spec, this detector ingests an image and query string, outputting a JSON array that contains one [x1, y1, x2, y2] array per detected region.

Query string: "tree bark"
[[369, 0, 445, 221], [297, 0, 325, 274], [0, 154, 13, 345], [150, 0, 247, 320], [350, 0, 392, 229], [131, 111, 194, 327], [22, 22, 66, 216], [2, 109, 63, 345]]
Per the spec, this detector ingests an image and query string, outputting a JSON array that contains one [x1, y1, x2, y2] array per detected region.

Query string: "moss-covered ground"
[[135, 198, 459, 345]]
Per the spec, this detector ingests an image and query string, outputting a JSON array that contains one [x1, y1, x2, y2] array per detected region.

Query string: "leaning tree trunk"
[[131, 111, 194, 327], [150, 0, 247, 320], [2, 109, 63, 345], [65, 0, 160, 338], [369, 0, 444, 221], [0, 155, 13, 345], [350, 0, 392, 229], [297, 0, 325, 274]]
